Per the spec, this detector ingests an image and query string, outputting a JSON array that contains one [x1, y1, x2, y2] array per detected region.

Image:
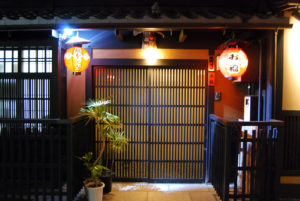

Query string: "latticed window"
[[21, 48, 52, 73], [0, 48, 18, 73], [0, 46, 53, 120]]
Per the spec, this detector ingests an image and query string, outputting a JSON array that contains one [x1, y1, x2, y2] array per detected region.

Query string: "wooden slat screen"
[[282, 113, 300, 171], [93, 66, 206, 182]]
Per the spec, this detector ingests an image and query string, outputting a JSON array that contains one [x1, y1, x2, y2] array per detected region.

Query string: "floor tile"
[[189, 191, 221, 201], [112, 182, 143, 191], [148, 192, 191, 201], [168, 184, 209, 192], [103, 191, 148, 201], [113, 182, 169, 192], [103, 183, 219, 201], [141, 184, 169, 192]]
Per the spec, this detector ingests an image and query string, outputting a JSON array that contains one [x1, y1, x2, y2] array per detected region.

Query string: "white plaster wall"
[[282, 16, 300, 110]]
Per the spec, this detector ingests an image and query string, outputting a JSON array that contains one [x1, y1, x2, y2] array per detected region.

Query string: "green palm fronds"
[[107, 131, 128, 152], [78, 98, 128, 169]]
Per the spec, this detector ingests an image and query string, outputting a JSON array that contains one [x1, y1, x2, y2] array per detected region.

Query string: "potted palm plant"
[[78, 99, 128, 200], [79, 152, 108, 201]]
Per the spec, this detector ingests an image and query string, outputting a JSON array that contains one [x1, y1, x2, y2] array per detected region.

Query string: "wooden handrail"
[[0, 118, 71, 124], [210, 114, 284, 127]]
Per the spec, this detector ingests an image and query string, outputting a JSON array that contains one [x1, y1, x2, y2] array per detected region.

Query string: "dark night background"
[[0, 0, 286, 11]]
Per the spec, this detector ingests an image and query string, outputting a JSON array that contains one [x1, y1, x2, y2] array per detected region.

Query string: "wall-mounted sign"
[[218, 47, 248, 79], [64, 46, 90, 74], [208, 72, 215, 86], [208, 56, 215, 72]]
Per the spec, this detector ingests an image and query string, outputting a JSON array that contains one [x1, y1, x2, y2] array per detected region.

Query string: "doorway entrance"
[[93, 66, 207, 182]]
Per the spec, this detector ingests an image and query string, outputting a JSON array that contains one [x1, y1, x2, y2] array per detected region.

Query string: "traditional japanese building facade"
[[0, 0, 299, 200]]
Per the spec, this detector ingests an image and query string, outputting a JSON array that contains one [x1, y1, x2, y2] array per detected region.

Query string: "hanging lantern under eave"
[[218, 47, 248, 79], [64, 46, 90, 75]]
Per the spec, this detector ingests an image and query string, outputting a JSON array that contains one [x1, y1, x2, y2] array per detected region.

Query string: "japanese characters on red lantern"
[[218, 47, 248, 79], [64, 46, 90, 73]]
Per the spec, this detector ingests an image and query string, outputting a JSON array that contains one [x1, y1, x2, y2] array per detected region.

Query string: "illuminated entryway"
[[93, 66, 207, 182]]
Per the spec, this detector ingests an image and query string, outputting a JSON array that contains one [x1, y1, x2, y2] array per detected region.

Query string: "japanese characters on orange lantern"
[[218, 47, 248, 79], [64, 46, 90, 73]]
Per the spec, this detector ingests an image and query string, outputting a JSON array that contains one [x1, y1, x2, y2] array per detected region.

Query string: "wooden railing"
[[279, 111, 300, 199], [0, 118, 95, 201], [69, 118, 94, 200], [209, 115, 284, 201], [0, 118, 71, 201], [281, 111, 300, 172]]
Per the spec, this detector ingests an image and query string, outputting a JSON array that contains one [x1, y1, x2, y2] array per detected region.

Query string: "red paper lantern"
[[64, 46, 90, 73], [218, 47, 248, 79]]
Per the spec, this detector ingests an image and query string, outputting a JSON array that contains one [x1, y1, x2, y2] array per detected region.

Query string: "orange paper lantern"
[[218, 47, 248, 79], [64, 46, 90, 73]]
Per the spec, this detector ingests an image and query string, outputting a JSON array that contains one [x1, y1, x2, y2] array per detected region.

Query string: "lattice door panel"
[[93, 66, 206, 182]]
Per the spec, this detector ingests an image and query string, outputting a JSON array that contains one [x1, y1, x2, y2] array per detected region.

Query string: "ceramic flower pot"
[[85, 182, 105, 201]]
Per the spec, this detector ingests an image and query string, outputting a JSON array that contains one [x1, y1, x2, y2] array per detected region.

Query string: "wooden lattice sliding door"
[[93, 66, 207, 182]]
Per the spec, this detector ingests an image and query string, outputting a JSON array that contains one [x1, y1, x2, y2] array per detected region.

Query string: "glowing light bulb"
[[143, 47, 159, 65]]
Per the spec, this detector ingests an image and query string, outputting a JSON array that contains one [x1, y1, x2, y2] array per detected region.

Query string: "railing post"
[[207, 117, 215, 182], [223, 125, 231, 201], [274, 126, 284, 201], [67, 122, 73, 201]]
